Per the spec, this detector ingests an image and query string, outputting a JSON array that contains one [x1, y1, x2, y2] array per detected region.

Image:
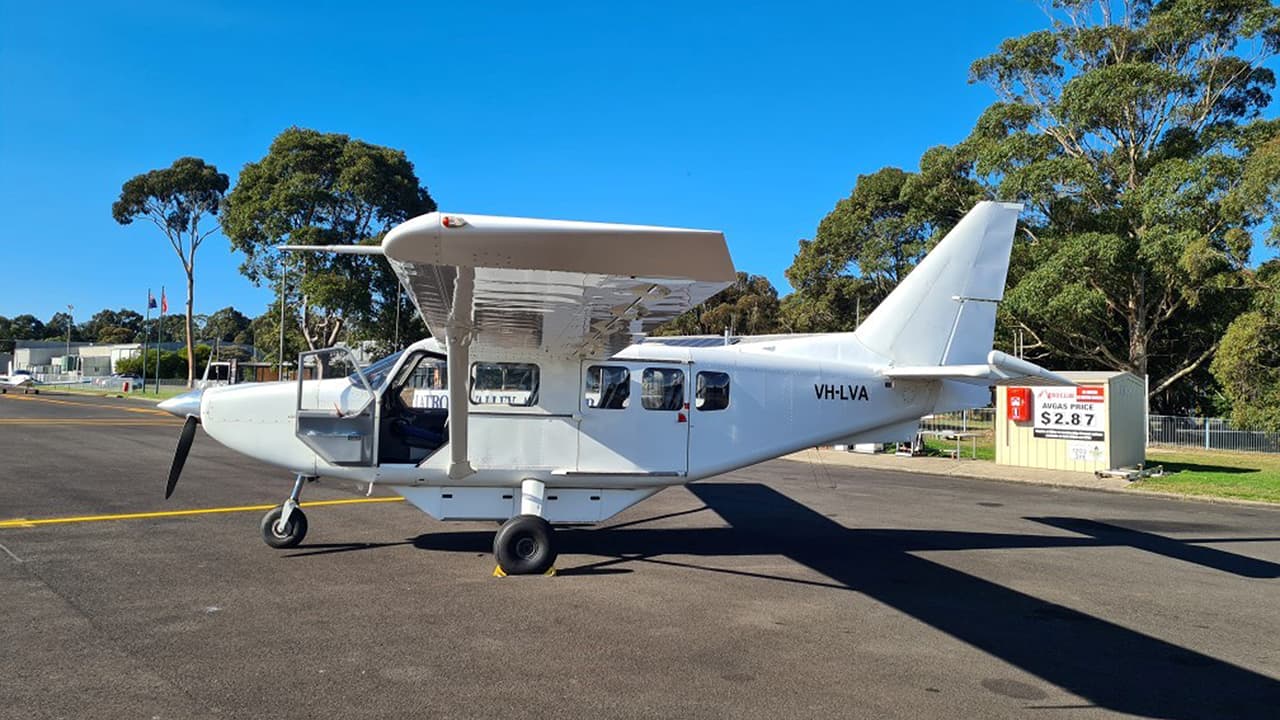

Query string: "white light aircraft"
[[0, 370, 39, 394], [159, 201, 1070, 574]]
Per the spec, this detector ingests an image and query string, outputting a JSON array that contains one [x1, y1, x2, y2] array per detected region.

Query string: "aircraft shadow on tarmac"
[[289, 482, 1280, 718]]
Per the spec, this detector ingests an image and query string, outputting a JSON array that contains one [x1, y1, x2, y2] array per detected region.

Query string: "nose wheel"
[[260, 474, 312, 549], [261, 505, 308, 548]]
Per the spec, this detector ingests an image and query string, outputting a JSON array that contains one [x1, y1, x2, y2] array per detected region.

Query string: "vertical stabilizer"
[[853, 201, 1021, 367]]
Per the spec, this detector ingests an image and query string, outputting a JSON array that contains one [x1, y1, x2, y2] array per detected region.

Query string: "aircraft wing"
[[378, 212, 736, 357], [883, 351, 1075, 386]]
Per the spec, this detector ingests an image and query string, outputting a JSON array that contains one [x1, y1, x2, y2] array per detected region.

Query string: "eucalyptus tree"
[[1212, 260, 1280, 430], [655, 272, 782, 336], [221, 127, 436, 353], [112, 157, 230, 387], [788, 1, 1280, 410], [783, 148, 984, 332], [966, 0, 1280, 402]]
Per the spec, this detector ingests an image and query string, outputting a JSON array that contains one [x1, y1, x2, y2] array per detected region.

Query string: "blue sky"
[[1, 1, 1276, 323]]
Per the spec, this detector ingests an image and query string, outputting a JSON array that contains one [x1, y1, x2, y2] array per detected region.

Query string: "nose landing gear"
[[261, 474, 312, 549]]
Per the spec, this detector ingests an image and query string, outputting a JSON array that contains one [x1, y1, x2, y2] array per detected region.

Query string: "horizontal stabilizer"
[[883, 351, 1074, 386]]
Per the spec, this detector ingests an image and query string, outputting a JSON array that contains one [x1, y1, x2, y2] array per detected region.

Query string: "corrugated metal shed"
[[996, 371, 1145, 473]]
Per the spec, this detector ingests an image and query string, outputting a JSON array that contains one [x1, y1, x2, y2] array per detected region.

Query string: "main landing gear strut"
[[493, 479, 557, 575], [261, 474, 311, 549]]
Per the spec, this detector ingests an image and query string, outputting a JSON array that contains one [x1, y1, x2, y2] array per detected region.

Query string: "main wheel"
[[493, 515, 556, 575], [260, 505, 308, 549]]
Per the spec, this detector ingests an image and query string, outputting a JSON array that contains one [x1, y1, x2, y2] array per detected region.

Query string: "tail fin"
[[854, 201, 1021, 367]]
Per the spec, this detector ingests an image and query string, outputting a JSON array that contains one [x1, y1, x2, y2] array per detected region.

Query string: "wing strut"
[[446, 267, 477, 480]]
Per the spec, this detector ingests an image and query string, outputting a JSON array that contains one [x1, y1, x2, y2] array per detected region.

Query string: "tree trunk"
[[1128, 277, 1148, 379], [185, 272, 196, 389]]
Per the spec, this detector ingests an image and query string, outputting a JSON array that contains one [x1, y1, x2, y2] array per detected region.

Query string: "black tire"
[[260, 505, 308, 549], [493, 514, 556, 575]]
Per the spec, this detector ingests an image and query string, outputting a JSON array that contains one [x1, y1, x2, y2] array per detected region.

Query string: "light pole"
[[65, 304, 74, 374], [277, 254, 287, 381]]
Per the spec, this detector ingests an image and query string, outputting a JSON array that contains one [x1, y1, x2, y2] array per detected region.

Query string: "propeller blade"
[[166, 415, 199, 499]]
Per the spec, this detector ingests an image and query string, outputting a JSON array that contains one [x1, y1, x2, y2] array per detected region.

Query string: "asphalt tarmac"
[[1, 391, 1278, 719]]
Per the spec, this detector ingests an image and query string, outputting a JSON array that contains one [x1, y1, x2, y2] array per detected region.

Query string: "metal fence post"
[[1205, 420, 1210, 450]]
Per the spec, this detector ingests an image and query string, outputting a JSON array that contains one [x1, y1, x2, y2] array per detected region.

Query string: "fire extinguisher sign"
[[1032, 386, 1105, 441]]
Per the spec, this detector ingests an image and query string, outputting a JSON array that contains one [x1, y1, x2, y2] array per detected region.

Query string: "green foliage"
[[204, 306, 251, 343], [112, 156, 229, 387], [787, 0, 1280, 412], [84, 308, 144, 343], [244, 306, 309, 367], [964, 0, 1280, 412], [111, 157, 228, 233], [0, 314, 45, 340], [43, 312, 83, 342], [654, 272, 782, 336], [117, 344, 213, 379], [221, 127, 436, 351], [783, 152, 984, 332], [1211, 261, 1280, 430]]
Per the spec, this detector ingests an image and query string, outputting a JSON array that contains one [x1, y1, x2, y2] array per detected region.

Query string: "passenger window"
[[470, 362, 539, 406], [585, 365, 630, 409], [642, 368, 685, 411], [696, 371, 730, 411]]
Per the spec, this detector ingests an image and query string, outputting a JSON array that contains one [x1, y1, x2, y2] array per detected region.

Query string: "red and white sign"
[[1076, 386, 1104, 403], [1033, 385, 1105, 441]]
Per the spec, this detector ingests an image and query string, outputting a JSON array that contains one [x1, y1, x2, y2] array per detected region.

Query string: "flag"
[[161, 290, 168, 314], [147, 292, 157, 310]]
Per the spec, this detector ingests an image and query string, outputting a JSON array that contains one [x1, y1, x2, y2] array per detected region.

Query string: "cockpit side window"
[[395, 355, 448, 409], [356, 350, 405, 390]]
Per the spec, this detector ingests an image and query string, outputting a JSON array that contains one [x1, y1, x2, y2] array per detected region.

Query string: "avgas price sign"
[[1033, 386, 1105, 441]]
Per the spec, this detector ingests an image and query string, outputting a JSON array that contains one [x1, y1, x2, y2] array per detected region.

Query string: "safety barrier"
[[919, 408, 995, 435], [1148, 415, 1280, 454], [923, 409, 1280, 454]]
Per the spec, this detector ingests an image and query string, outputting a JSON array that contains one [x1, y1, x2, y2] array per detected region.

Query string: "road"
[[1, 391, 1278, 719]]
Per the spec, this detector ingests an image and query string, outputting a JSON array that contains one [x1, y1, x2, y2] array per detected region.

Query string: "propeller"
[[166, 415, 199, 499], [157, 389, 205, 499]]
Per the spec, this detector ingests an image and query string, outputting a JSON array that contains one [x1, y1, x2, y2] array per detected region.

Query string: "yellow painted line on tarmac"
[[0, 394, 171, 416], [0, 497, 406, 529]]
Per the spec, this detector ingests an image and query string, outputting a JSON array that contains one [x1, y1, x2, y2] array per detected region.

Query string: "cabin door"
[[294, 347, 378, 467], [576, 361, 690, 476]]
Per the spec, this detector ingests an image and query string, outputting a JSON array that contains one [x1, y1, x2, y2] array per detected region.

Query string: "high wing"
[[378, 212, 736, 357]]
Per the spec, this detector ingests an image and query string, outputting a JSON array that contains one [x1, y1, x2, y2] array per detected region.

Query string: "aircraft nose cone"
[[158, 389, 204, 420]]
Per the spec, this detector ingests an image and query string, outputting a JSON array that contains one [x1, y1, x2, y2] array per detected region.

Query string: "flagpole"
[[156, 285, 164, 394], [142, 289, 151, 394]]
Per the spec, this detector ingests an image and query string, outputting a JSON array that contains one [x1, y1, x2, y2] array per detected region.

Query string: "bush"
[[114, 349, 189, 378]]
